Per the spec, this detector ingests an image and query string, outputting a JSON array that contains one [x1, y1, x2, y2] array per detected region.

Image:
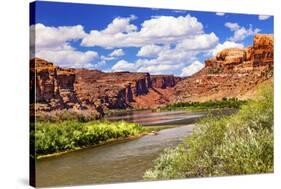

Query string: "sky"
[[30, 1, 273, 76]]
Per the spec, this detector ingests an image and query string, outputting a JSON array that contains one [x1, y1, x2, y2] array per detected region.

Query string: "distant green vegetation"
[[34, 120, 144, 157], [144, 82, 273, 179], [35, 109, 101, 122], [158, 98, 247, 112]]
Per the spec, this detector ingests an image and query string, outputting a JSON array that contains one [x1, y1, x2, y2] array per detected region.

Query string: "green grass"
[[157, 98, 247, 112], [144, 82, 273, 180], [33, 120, 144, 157]]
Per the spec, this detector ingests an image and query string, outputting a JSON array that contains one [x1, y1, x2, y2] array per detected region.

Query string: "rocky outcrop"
[[32, 34, 272, 112], [73, 70, 152, 109], [173, 34, 273, 102], [31, 58, 83, 111], [151, 75, 181, 89], [31, 58, 181, 112]]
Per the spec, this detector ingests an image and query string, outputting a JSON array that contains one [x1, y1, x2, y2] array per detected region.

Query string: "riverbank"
[[36, 124, 196, 187], [36, 133, 145, 160], [155, 98, 247, 112], [35, 120, 176, 159], [144, 82, 273, 179]]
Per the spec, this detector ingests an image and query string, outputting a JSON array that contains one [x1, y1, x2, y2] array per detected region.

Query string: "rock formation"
[[30, 58, 83, 111], [173, 34, 273, 102], [31, 58, 181, 113], [31, 33, 273, 114], [151, 75, 181, 89]]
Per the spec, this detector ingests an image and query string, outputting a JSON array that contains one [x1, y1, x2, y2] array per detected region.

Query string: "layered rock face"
[[73, 69, 152, 109], [173, 34, 273, 102], [31, 58, 181, 112], [31, 33, 273, 112], [31, 58, 82, 111], [151, 75, 181, 89]]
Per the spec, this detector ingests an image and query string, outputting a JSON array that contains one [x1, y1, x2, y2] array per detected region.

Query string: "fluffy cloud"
[[81, 14, 204, 48], [111, 60, 135, 72], [137, 45, 164, 57], [258, 15, 271, 20], [216, 12, 225, 16], [180, 61, 204, 77], [82, 14, 215, 75], [112, 44, 202, 75], [31, 23, 98, 68], [101, 55, 115, 61], [139, 15, 203, 38], [224, 22, 240, 31], [225, 22, 261, 42], [36, 49, 98, 68], [176, 32, 219, 50], [211, 41, 244, 56], [33, 14, 225, 75], [109, 49, 125, 57], [103, 15, 137, 35], [30, 23, 86, 50]]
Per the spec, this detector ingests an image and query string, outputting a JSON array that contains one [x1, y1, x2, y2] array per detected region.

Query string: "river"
[[36, 110, 229, 187]]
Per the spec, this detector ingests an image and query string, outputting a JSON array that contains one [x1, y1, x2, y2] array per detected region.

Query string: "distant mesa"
[[30, 34, 273, 114]]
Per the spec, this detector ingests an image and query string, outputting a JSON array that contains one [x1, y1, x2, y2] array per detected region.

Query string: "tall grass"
[[34, 120, 144, 156], [144, 82, 273, 179], [159, 98, 246, 111]]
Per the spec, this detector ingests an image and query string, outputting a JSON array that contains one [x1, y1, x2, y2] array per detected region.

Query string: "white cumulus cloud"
[[81, 14, 204, 48], [225, 22, 261, 42], [31, 23, 98, 68], [258, 15, 271, 20], [180, 61, 204, 77], [36, 49, 98, 68], [225, 22, 240, 31], [111, 60, 135, 72], [176, 32, 219, 50], [103, 15, 137, 34], [30, 23, 86, 50], [109, 49, 125, 57], [137, 45, 164, 57]]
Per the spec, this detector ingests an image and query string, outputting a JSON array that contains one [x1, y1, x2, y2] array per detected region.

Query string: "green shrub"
[[160, 98, 247, 111], [144, 82, 273, 179], [35, 120, 144, 156]]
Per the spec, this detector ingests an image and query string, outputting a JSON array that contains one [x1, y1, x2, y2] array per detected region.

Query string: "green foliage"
[[144, 82, 273, 179], [160, 98, 247, 111], [35, 120, 144, 156]]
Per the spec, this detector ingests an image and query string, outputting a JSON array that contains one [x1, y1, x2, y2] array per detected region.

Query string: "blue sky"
[[30, 1, 273, 76]]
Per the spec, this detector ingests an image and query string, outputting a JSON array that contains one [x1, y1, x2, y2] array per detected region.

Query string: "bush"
[[144, 82, 273, 179], [161, 98, 246, 111], [35, 120, 144, 156]]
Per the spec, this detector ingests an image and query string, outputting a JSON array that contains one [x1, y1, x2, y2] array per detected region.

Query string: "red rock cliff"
[[31, 58, 181, 112], [151, 75, 181, 89], [173, 34, 273, 102], [31, 58, 83, 111]]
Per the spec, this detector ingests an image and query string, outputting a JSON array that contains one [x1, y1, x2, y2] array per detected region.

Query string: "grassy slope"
[[144, 82, 273, 179]]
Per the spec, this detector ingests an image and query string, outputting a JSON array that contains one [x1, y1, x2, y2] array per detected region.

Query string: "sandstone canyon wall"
[[31, 58, 180, 113], [31, 33, 273, 114], [173, 34, 273, 102]]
